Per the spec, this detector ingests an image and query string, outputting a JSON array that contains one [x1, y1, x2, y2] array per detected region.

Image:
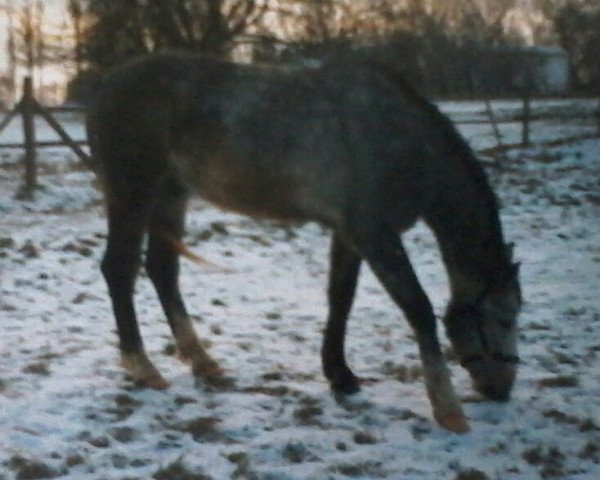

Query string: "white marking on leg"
[[421, 356, 470, 433], [121, 351, 168, 389], [172, 315, 222, 377]]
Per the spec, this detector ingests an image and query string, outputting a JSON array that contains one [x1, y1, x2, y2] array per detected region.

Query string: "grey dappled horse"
[[87, 52, 522, 433]]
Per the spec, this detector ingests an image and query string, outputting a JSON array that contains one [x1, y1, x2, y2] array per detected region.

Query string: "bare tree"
[[81, 0, 268, 70], [0, 8, 14, 105], [67, 0, 86, 75]]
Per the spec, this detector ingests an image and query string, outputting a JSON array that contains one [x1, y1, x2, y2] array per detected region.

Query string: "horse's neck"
[[426, 162, 509, 303]]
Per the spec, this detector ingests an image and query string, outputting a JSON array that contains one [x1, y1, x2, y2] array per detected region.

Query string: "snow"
[[1, 100, 599, 479]]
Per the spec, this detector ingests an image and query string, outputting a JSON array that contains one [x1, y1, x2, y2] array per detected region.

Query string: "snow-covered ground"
[[0, 100, 599, 479]]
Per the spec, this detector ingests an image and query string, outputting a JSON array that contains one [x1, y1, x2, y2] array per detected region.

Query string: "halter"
[[444, 293, 520, 367], [461, 353, 520, 367]]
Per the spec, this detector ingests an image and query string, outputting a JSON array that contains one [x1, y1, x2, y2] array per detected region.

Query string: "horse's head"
[[444, 259, 522, 401]]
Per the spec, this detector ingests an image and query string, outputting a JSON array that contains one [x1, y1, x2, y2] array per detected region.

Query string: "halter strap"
[[460, 353, 520, 367], [445, 293, 520, 367]]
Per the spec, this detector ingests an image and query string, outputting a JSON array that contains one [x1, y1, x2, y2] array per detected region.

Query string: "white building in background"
[[511, 46, 570, 95], [530, 46, 570, 94]]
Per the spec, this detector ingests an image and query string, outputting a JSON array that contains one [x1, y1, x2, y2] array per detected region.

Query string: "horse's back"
[[87, 52, 470, 229]]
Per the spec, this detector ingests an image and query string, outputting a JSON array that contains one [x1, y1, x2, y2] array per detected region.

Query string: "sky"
[[0, 0, 68, 87]]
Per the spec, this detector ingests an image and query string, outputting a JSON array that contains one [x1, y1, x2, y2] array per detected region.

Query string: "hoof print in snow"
[[197, 373, 236, 391], [19, 241, 39, 259], [0, 237, 15, 250], [293, 405, 324, 425], [88, 436, 111, 448], [167, 416, 227, 444], [6, 455, 61, 479], [282, 442, 320, 464], [110, 426, 138, 443], [353, 431, 378, 445], [153, 457, 214, 480]]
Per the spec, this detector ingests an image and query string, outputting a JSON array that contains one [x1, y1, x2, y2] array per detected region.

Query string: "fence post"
[[597, 99, 600, 136], [22, 76, 37, 196], [522, 58, 532, 146]]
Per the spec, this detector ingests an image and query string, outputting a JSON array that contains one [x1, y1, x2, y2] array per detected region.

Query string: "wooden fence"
[[0, 77, 90, 198], [448, 98, 600, 160]]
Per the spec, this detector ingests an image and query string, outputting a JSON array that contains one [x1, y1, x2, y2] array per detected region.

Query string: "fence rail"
[[0, 140, 88, 149], [0, 77, 90, 198]]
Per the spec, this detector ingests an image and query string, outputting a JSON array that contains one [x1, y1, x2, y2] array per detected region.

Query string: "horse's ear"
[[495, 261, 521, 293], [499, 262, 521, 287], [505, 242, 515, 261], [508, 262, 522, 304], [511, 261, 521, 278]]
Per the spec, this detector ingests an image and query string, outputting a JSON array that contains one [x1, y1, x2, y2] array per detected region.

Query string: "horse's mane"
[[367, 61, 500, 214]]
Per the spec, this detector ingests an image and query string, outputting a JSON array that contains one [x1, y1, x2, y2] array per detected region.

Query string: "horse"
[[86, 51, 522, 433]]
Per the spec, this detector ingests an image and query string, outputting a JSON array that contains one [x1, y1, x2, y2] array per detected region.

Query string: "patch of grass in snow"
[[522, 445, 567, 478], [102, 393, 144, 422], [293, 394, 325, 426], [0, 236, 15, 249], [453, 469, 490, 480], [64, 452, 86, 468], [242, 385, 291, 396], [578, 441, 600, 462], [331, 460, 386, 478], [6, 455, 61, 480], [226, 452, 259, 479], [261, 371, 284, 381], [579, 419, 600, 432], [22, 361, 50, 376], [174, 395, 198, 406], [153, 457, 213, 480], [165, 416, 228, 443], [281, 442, 320, 464], [293, 404, 324, 426], [381, 361, 423, 383], [537, 374, 579, 388], [109, 426, 139, 443], [198, 372, 236, 391], [353, 431, 378, 445], [542, 409, 600, 433]]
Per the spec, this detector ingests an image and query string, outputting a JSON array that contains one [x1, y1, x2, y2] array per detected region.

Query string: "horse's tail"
[[164, 235, 228, 272]]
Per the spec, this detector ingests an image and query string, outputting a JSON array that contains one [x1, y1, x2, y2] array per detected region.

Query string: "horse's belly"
[[197, 183, 306, 221], [171, 150, 313, 222]]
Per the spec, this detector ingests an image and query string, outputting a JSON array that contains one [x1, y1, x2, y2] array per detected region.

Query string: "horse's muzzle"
[[462, 356, 518, 402]]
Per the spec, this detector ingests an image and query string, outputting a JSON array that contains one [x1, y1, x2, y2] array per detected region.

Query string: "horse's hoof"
[[122, 351, 168, 390], [125, 370, 170, 390], [144, 375, 170, 390], [192, 360, 224, 379], [435, 413, 471, 434], [176, 350, 193, 364], [193, 362, 235, 391], [202, 374, 236, 391], [330, 373, 361, 395]]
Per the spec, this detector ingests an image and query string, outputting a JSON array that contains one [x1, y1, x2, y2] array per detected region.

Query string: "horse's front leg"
[[322, 235, 362, 394], [348, 227, 469, 434]]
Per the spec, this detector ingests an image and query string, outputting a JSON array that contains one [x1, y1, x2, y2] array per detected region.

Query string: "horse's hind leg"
[[346, 225, 469, 433], [145, 177, 222, 378], [322, 235, 361, 394], [102, 200, 168, 389]]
